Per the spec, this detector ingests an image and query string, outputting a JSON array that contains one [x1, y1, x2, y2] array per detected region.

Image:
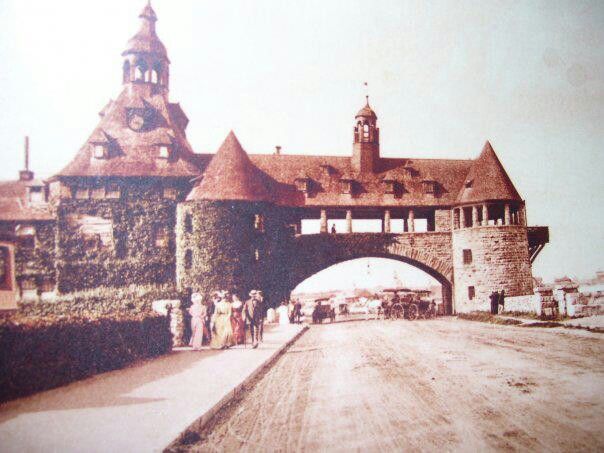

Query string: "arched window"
[[363, 123, 370, 139], [152, 62, 162, 84], [122, 60, 131, 83], [134, 60, 148, 82], [184, 249, 193, 269]]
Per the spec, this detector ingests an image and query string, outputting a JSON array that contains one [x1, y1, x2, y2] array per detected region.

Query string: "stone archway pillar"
[[383, 209, 391, 233], [346, 210, 352, 233], [320, 209, 328, 234]]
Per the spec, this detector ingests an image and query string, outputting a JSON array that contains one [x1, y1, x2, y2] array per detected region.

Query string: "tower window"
[[93, 144, 107, 159], [184, 214, 193, 233], [254, 214, 264, 232], [158, 145, 170, 159], [163, 186, 177, 199], [134, 61, 148, 81], [184, 249, 193, 269], [254, 248, 260, 262], [363, 123, 369, 138], [75, 187, 90, 199], [463, 249, 473, 264], [28, 186, 45, 204], [153, 225, 169, 248], [468, 286, 475, 300]]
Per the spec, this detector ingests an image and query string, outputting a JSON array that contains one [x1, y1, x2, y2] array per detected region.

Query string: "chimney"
[[274, 145, 281, 155], [19, 136, 34, 181]]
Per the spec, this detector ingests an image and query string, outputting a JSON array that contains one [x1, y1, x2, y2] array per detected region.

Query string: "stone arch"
[[287, 234, 454, 313]]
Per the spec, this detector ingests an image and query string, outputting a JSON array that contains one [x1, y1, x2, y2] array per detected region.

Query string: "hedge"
[[0, 312, 172, 403]]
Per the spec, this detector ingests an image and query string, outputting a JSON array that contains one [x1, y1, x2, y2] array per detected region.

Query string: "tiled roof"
[[55, 85, 199, 178], [187, 132, 274, 202], [456, 141, 522, 204], [0, 180, 53, 221]]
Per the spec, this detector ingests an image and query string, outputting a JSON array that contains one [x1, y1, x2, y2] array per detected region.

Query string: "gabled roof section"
[[457, 141, 522, 204], [187, 132, 272, 202], [54, 87, 199, 178]]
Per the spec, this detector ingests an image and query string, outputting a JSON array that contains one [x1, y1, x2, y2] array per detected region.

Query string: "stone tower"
[[451, 141, 533, 312], [352, 97, 380, 173], [177, 132, 277, 301]]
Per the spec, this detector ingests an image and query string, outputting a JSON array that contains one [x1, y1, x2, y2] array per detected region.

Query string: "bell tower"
[[352, 96, 380, 173], [121, 2, 170, 92]]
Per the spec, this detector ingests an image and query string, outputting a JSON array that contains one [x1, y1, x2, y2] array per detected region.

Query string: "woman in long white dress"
[[210, 291, 234, 349], [188, 293, 206, 350]]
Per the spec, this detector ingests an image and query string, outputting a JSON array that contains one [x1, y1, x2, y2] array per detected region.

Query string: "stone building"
[[0, 3, 549, 313]]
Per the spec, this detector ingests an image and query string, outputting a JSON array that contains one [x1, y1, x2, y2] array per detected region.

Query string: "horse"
[[243, 295, 265, 348]]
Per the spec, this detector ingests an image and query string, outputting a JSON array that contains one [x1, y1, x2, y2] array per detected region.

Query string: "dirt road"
[[174, 318, 604, 452]]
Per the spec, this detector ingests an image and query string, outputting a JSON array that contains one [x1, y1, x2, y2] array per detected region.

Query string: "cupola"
[[121, 2, 170, 90], [352, 96, 380, 173]]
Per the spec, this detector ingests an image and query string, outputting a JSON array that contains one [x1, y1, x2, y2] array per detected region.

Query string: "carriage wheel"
[[407, 304, 419, 320], [391, 304, 404, 320]]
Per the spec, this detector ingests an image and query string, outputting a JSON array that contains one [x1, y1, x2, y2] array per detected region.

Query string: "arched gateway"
[[288, 233, 454, 312]]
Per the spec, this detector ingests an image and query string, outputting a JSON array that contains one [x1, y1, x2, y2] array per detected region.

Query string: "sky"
[[0, 0, 602, 287]]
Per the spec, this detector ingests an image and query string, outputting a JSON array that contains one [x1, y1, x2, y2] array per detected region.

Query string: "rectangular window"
[[254, 214, 265, 232], [93, 144, 107, 159], [463, 249, 473, 264], [15, 224, 36, 249], [90, 186, 105, 199], [106, 183, 121, 199], [154, 225, 169, 248], [468, 286, 475, 300], [74, 187, 89, 199], [67, 214, 114, 249], [163, 187, 178, 200], [158, 145, 170, 159]]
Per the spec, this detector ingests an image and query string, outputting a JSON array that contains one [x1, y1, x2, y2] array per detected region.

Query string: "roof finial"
[[364, 81, 370, 106]]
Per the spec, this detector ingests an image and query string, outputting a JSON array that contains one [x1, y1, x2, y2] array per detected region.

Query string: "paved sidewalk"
[[0, 323, 306, 453]]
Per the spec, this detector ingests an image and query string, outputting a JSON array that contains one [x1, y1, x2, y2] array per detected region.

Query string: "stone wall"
[[452, 225, 533, 313], [434, 209, 451, 232]]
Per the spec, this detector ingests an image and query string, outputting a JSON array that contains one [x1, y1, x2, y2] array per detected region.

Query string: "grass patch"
[[457, 312, 522, 325]]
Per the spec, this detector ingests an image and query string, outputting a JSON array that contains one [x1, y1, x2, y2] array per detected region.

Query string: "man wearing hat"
[[244, 290, 265, 348]]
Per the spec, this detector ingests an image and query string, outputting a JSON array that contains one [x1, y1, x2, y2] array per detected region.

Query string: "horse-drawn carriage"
[[381, 288, 437, 320], [312, 297, 336, 323]]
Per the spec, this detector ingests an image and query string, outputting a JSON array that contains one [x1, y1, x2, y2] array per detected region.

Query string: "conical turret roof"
[[457, 141, 522, 204], [187, 131, 272, 202]]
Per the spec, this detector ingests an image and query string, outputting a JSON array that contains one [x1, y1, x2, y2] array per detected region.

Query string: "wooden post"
[[459, 207, 465, 229], [408, 209, 415, 233], [482, 204, 488, 226], [504, 203, 511, 225]]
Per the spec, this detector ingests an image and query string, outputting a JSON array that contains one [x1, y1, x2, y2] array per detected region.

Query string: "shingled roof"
[[187, 132, 273, 202], [55, 86, 199, 178], [456, 141, 522, 204], [122, 2, 168, 60]]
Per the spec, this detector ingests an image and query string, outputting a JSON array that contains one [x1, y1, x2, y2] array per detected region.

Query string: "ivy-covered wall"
[[176, 200, 295, 307], [55, 178, 189, 294], [0, 220, 56, 289]]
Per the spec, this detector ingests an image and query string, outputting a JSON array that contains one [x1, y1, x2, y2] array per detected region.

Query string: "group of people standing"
[[187, 289, 265, 350]]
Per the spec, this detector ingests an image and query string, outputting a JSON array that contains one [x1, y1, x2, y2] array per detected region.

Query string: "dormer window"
[[93, 144, 107, 159], [340, 178, 355, 195], [294, 177, 312, 194], [158, 145, 170, 159], [28, 186, 45, 204], [383, 179, 396, 194], [464, 179, 473, 189], [423, 180, 437, 195]]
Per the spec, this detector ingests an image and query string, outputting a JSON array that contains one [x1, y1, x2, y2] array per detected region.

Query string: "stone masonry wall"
[[452, 225, 533, 313], [435, 209, 451, 232]]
